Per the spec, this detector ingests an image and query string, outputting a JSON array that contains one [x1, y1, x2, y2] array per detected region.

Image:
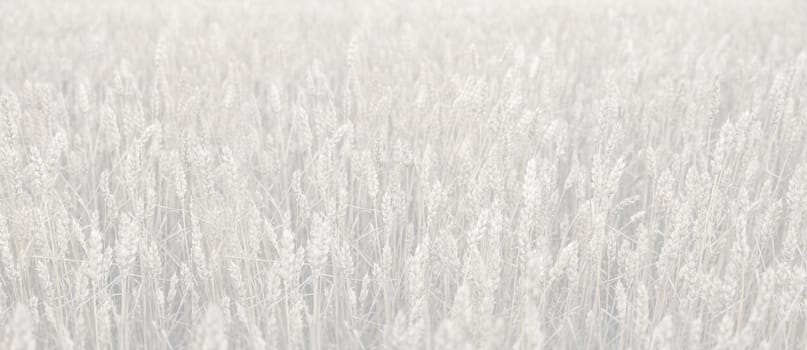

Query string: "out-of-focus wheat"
[[0, 0, 806, 349]]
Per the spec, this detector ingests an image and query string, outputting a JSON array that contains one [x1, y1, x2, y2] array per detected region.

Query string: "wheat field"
[[0, 0, 806, 349]]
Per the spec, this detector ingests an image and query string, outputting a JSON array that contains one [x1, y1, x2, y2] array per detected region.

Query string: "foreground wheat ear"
[[0, 0, 806, 349]]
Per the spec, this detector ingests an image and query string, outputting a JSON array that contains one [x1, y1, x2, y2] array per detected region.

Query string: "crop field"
[[0, 0, 806, 349]]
